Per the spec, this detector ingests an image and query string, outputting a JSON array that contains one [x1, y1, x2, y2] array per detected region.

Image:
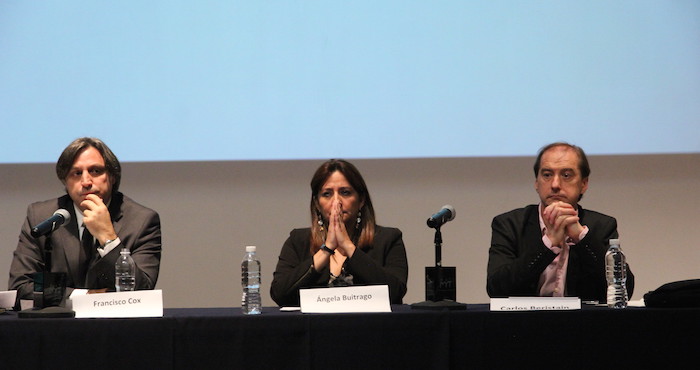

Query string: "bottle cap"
[[609, 239, 620, 245], [246, 245, 256, 253]]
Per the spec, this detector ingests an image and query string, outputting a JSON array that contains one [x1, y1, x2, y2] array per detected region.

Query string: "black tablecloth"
[[1, 304, 698, 369]]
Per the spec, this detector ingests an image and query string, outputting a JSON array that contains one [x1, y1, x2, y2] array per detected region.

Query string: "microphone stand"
[[19, 232, 75, 318], [411, 225, 467, 310]]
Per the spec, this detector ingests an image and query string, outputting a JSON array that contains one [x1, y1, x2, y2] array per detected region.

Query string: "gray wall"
[[1, 154, 698, 308]]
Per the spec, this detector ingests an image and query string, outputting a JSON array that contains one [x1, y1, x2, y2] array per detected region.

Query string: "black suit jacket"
[[487, 204, 634, 302], [270, 225, 408, 307], [8, 192, 162, 300]]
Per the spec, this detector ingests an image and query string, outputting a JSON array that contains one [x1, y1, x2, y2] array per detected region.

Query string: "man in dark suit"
[[9, 137, 161, 301], [487, 142, 634, 302]]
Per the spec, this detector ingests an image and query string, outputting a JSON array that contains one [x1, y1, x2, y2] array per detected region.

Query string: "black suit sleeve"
[[8, 205, 49, 300], [487, 210, 557, 297], [345, 227, 408, 304], [270, 229, 323, 307], [86, 208, 162, 291], [567, 215, 634, 301]]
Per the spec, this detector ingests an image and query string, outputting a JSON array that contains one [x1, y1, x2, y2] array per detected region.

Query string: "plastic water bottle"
[[241, 245, 261, 314], [605, 239, 628, 308], [115, 247, 136, 292]]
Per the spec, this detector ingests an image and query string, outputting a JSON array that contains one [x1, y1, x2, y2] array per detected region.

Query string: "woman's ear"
[[312, 196, 323, 215]]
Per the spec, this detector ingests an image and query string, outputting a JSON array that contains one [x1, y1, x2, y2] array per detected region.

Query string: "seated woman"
[[270, 159, 408, 307]]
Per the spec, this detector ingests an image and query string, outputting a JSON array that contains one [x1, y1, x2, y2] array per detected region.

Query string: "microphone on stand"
[[426, 205, 455, 228], [20, 208, 76, 318], [30, 209, 71, 237], [412, 204, 466, 310]]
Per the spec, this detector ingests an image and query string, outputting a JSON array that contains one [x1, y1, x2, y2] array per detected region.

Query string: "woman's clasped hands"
[[324, 199, 357, 258]]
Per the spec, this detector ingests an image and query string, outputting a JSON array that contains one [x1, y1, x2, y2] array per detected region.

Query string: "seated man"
[[9, 137, 162, 301], [487, 142, 634, 302]]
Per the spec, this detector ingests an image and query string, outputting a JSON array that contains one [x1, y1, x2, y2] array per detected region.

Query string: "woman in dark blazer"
[[270, 159, 408, 307]]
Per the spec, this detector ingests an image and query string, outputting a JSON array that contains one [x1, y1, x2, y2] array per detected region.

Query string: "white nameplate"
[[71, 290, 163, 318], [490, 297, 581, 311], [300, 285, 391, 313]]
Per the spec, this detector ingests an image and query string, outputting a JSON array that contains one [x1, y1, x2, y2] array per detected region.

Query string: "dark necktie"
[[80, 224, 94, 286]]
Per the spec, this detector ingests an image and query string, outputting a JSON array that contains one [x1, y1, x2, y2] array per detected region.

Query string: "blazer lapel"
[[523, 205, 543, 249], [53, 196, 82, 285], [108, 192, 125, 240]]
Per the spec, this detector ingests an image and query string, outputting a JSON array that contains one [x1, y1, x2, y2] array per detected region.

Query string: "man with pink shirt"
[[487, 142, 634, 302]]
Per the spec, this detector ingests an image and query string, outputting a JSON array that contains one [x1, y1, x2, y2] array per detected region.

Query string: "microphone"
[[30, 209, 71, 237], [426, 205, 456, 228]]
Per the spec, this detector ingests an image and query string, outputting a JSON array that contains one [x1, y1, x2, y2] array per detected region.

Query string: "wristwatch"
[[102, 238, 117, 247]]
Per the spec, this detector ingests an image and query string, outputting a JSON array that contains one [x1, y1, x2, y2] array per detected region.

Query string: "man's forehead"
[[540, 164, 577, 172], [539, 148, 579, 170], [71, 158, 106, 167], [71, 153, 106, 168]]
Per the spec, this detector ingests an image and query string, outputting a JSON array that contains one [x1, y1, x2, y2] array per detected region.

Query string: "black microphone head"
[[441, 205, 456, 221], [53, 208, 71, 224], [30, 209, 72, 237], [427, 205, 456, 228]]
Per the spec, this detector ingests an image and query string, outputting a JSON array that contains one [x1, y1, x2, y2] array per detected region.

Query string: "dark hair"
[[309, 159, 376, 252], [56, 137, 121, 193], [533, 142, 590, 179]]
